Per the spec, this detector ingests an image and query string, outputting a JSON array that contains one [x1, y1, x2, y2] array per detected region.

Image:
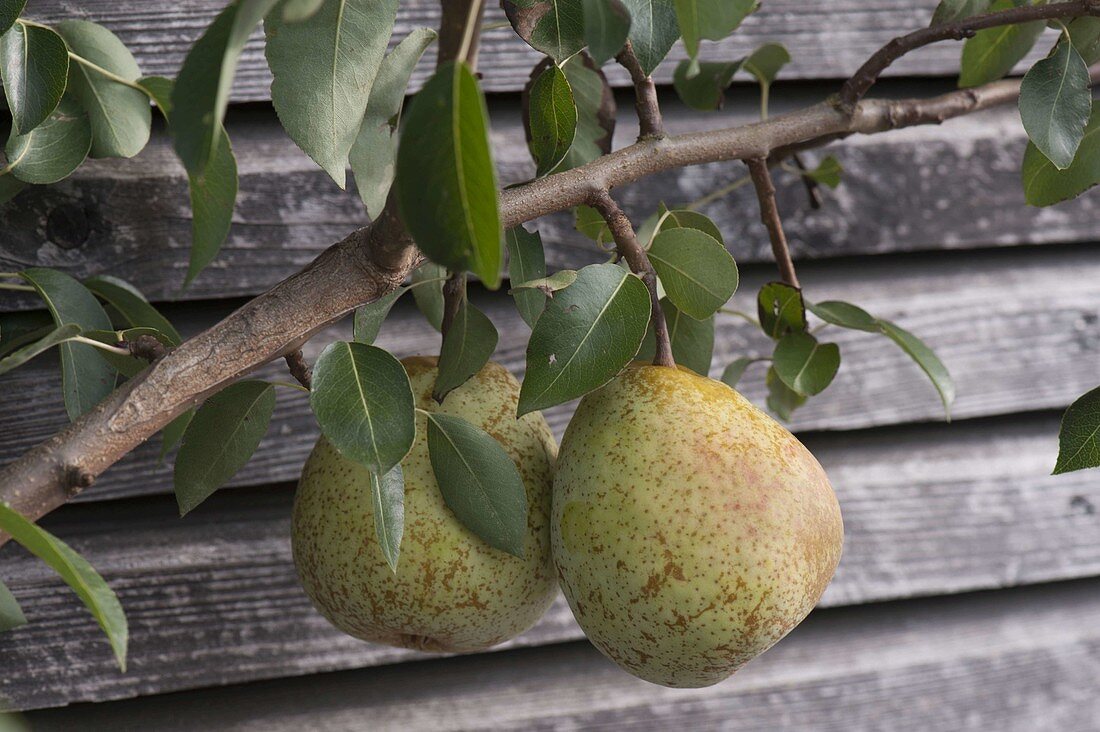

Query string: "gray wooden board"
[[15, 574, 1100, 728], [2, 411, 1100, 710], [4, 97, 1098, 305], [2, 245, 1100, 504], [24, 1, 1061, 99]]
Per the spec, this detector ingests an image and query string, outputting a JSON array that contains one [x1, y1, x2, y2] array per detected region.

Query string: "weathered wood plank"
[[2, 245, 1099, 503], [28, 579, 1100, 732], [26, 1, 1058, 99], [2, 411, 1099, 710], [4, 100, 1095, 305]]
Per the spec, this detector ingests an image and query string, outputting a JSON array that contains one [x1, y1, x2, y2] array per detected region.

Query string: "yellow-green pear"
[[293, 357, 558, 652], [552, 364, 843, 687]]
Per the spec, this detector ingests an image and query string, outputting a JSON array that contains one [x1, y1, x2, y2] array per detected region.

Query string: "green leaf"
[[369, 464, 404, 572], [931, 0, 990, 26], [742, 42, 790, 87], [512, 269, 578, 293], [647, 227, 737, 320], [653, 204, 724, 244], [959, 0, 1044, 88], [0, 577, 26, 632], [620, 0, 679, 75], [1023, 101, 1100, 206], [4, 95, 91, 184], [806, 299, 878, 332], [0, 501, 127, 669], [1067, 16, 1100, 65], [395, 61, 501, 288], [557, 53, 615, 170], [265, 0, 399, 188], [772, 332, 840, 396], [84, 274, 181, 345], [160, 408, 194, 463], [137, 75, 239, 287], [171, 0, 278, 176], [672, 59, 740, 111], [350, 27, 437, 219], [0, 310, 52, 358], [1053, 385, 1100, 474], [310, 341, 415, 476], [804, 155, 843, 188], [0, 322, 80, 376], [174, 380, 275, 515], [19, 267, 114, 420], [675, 0, 755, 60], [353, 287, 405, 345], [0, 21, 68, 134], [506, 226, 547, 328], [583, 0, 631, 65], [574, 203, 613, 245], [757, 281, 806, 339], [765, 365, 805, 421], [281, 0, 324, 22], [185, 127, 238, 286], [720, 356, 757, 389], [0, 0, 26, 37], [0, 172, 26, 202], [411, 262, 447, 331], [1019, 37, 1091, 170], [55, 20, 151, 159], [878, 318, 955, 418], [503, 0, 586, 64], [425, 412, 528, 557], [434, 300, 499, 402], [518, 262, 650, 415], [525, 63, 578, 176], [637, 297, 713, 374]]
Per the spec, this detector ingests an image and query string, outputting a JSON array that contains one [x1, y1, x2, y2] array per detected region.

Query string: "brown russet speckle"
[[551, 363, 843, 688], [292, 359, 558, 653]]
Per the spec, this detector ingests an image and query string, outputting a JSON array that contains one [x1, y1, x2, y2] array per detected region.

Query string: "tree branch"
[[0, 72, 1051, 536], [589, 190, 674, 368], [616, 40, 664, 140], [746, 158, 800, 288], [839, 0, 1100, 109]]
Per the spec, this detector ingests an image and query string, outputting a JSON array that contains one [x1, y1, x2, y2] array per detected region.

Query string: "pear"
[[292, 357, 558, 652], [552, 364, 843, 687]]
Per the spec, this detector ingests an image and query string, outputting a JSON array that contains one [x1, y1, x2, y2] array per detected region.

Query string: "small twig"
[[616, 40, 664, 140], [589, 190, 674, 368], [791, 154, 825, 210], [440, 272, 467, 338], [746, 158, 800, 289], [284, 349, 313, 390], [839, 0, 1100, 109]]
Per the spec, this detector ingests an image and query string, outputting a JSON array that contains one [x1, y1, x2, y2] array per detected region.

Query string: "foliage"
[[1, 0, 1099, 667]]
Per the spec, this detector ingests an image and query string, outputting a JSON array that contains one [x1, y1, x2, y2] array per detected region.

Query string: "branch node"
[[284, 350, 313, 390], [65, 465, 94, 496], [127, 334, 169, 362]]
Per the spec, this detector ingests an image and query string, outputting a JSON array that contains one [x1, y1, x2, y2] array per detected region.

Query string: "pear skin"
[[293, 358, 558, 652], [552, 364, 843, 687]]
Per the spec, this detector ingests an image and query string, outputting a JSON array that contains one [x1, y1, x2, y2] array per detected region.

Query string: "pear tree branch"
[[746, 158, 800, 288], [617, 40, 664, 139], [589, 190, 674, 368]]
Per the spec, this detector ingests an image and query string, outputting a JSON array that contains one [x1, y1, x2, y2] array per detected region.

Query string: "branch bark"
[[746, 158, 800, 288], [616, 40, 664, 140], [588, 190, 674, 368], [0, 72, 1054, 535]]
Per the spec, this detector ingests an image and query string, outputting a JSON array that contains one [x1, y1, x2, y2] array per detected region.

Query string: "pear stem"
[[589, 190, 675, 369]]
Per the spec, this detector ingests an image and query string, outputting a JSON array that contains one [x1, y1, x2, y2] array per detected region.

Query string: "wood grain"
[[3, 245, 1099, 504], [3, 100, 1096, 305], [25, 1, 1060, 100]]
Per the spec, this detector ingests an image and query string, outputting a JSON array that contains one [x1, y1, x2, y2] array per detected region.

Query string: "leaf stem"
[[456, 0, 484, 66], [720, 308, 760, 326], [685, 174, 753, 211], [68, 52, 149, 95], [69, 336, 130, 356], [269, 379, 311, 394], [0, 283, 35, 292]]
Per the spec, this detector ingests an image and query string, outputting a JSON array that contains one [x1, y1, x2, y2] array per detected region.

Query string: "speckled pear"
[[552, 364, 843, 687], [293, 358, 558, 653]]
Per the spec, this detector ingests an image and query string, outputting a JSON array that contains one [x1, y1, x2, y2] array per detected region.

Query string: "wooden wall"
[[3, 1, 1100, 729]]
